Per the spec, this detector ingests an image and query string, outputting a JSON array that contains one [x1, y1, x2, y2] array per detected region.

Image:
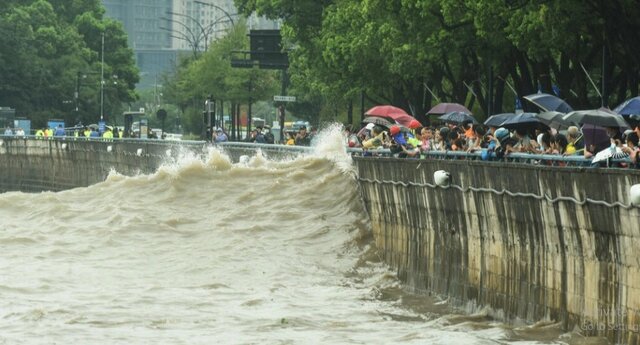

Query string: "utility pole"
[[100, 32, 105, 121], [75, 71, 81, 112]]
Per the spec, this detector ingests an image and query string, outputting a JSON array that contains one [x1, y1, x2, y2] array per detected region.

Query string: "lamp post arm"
[[167, 11, 207, 39], [161, 17, 200, 48], [193, 0, 236, 26], [204, 16, 232, 36]]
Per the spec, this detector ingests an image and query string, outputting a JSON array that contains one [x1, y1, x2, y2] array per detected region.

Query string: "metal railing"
[[0, 136, 634, 169]]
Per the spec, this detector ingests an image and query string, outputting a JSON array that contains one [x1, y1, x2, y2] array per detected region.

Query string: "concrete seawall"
[[0, 137, 206, 192], [1, 138, 639, 343], [355, 157, 640, 344]]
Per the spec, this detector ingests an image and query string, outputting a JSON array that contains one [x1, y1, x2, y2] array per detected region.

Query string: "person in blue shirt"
[[214, 128, 228, 142], [54, 124, 65, 137]]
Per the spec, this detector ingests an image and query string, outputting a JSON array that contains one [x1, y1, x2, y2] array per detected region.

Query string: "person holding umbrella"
[[389, 125, 419, 158], [564, 126, 584, 156], [362, 125, 388, 150]]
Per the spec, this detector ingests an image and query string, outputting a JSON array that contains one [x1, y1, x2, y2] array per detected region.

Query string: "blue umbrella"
[[613, 96, 640, 116], [524, 93, 574, 113], [438, 111, 477, 124], [484, 113, 515, 127]]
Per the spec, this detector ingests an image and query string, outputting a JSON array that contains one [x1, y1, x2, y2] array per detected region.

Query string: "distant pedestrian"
[[255, 127, 266, 143], [4, 126, 13, 135], [295, 126, 310, 146], [263, 126, 275, 144], [54, 124, 65, 137], [214, 128, 228, 143]]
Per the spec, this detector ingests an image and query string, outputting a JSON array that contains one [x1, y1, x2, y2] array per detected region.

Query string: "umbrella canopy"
[[582, 124, 611, 153], [388, 113, 419, 128], [427, 102, 472, 115], [365, 105, 408, 117], [484, 113, 515, 127], [524, 93, 574, 113], [500, 112, 549, 131], [534, 111, 575, 130], [592, 146, 629, 164], [613, 96, 640, 116], [438, 111, 477, 124], [362, 116, 394, 128], [364, 105, 417, 127], [563, 109, 628, 128]]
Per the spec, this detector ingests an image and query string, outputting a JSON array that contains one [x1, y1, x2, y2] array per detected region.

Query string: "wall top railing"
[[0, 136, 635, 169], [217, 142, 634, 169]]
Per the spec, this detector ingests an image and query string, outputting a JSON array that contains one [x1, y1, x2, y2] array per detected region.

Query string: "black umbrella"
[[362, 116, 394, 128], [438, 111, 477, 124], [500, 112, 549, 131], [534, 111, 575, 130], [484, 113, 515, 127], [563, 109, 628, 128], [524, 93, 574, 113]]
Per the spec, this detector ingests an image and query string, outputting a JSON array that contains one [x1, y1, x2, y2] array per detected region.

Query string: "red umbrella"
[[365, 105, 417, 127], [427, 102, 472, 115]]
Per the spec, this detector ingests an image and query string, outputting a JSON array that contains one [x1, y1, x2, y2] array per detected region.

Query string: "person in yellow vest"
[[35, 128, 44, 139], [83, 127, 91, 138], [102, 127, 113, 140], [45, 128, 53, 138]]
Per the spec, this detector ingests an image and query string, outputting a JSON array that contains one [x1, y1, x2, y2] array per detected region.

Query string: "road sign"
[[274, 95, 296, 102]]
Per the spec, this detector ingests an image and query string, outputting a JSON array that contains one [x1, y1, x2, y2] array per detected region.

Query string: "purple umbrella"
[[427, 103, 472, 115], [438, 111, 477, 124], [581, 124, 610, 153]]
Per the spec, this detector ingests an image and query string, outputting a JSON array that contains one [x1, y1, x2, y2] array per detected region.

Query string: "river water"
[[0, 127, 606, 344]]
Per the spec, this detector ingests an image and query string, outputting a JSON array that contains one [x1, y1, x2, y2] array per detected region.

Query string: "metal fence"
[[0, 135, 634, 169]]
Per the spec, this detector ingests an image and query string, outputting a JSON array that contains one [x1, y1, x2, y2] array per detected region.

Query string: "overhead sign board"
[[274, 95, 296, 102]]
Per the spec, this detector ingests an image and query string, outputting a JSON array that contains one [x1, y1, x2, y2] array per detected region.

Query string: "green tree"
[[235, 0, 640, 122], [0, 1, 138, 128], [162, 20, 279, 136]]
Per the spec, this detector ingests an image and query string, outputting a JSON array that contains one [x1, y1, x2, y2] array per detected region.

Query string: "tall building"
[[169, 0, 236, 52], [102, 0, 278, 89]]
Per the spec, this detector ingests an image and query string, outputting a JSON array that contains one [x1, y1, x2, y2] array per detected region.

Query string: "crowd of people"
[[1, 123, 179, 140], [241, 125, 316, 146], [344, 119, 640, 167]]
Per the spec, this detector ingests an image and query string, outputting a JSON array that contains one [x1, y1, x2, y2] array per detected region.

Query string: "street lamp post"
[[100, 32, 105, 121]]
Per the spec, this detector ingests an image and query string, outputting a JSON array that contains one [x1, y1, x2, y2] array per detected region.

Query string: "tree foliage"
[[0, 0, 138, 128], [161, 20, 280, 135], [234, 0, 640, 123]]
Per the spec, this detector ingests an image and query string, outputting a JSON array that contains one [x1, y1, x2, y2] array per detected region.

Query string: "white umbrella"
[[592, 146, 629, 165]]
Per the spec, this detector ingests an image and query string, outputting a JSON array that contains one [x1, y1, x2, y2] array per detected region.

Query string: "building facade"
[[102, 0, 278, 89]]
